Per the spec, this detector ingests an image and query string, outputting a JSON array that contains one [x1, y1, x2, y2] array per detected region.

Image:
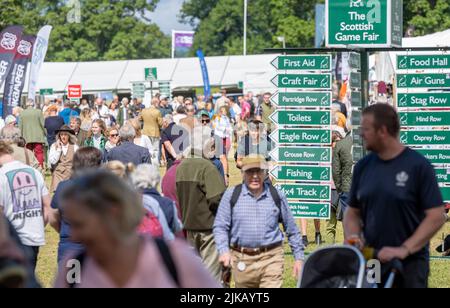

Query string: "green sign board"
[[351, 91, 362, 107], [350, 72, 362, 89], [349, 52, 361, 70], [278, 184, 331, 201], [326, 0, 403, 48], [353, 146, 364, 162], [271, 55, 332, 71], [397, 73, 450, 89], [417, 149, 450, 164], [270, 110, 331, 126], [289, 202, 331, 219], [271, 74, 332, 90], [397, 93, 450, 108], [352, 110, 362, 126], [270, 129, 332, 145], [434, 168, 450, 184], [270, 146, 332, 164], [399, 111, 450, 127], [353, 127, 363, 145], [270, 165, 331, 182], [440, 186, 450, 202], [400, 130, 450, 145], [39, 88, 53, 95], [397, 54, 450, 70], [145, 67, 158, 81], [238, 81, 244, 89], [158, 81, 171, 97], [270, 92, 332, 108], [131, 82, 146, 99]]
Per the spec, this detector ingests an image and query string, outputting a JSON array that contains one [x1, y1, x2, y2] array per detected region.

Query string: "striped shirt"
[[214, 183, 305, 260]]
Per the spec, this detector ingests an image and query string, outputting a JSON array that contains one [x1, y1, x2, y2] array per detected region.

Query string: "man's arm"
[[164, 141, 178, 160], [42, 194, 60, 232], [343, 207, 363, 246], [213, 189, 233, 267]]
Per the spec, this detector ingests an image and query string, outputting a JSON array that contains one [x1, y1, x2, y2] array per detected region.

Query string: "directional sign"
[[326, 0, 402, 48], [271, 55, 332, 71], [352, 110, 362, 126], [353, 146, 364, 162], [397, 54, 450, 70], [397, 92, 450, 109], [350, 72, 362, 89], [400, 130, 450, 146], [351, 91, 362, 107], [270, 146, 332, 164], [270, 110, 331, 126], [270, 92, 332, 108], [349, 52, 361, 70], [270, 165, 331, 182], [278, 183, 331, 201], [271, 74, 332, 90], [440, 186, 450, 202], [289, 202, 331, 219], [399, 111, 450, 127], [40, 88, 53, 96], [132, 82, 146, 99], [270, 128, 332, 145], [353, 127, 363, 145], [417, 149, 450, 165], [397, 73, 450, 89], [434, 168, 450, 184], [158, 81, 171, 98]]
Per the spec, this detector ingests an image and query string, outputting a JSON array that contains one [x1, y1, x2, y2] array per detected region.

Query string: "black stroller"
[[298, 245, 402, 288]]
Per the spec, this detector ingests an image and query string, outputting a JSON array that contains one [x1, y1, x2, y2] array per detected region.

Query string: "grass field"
[[36, 161, 450, 288]]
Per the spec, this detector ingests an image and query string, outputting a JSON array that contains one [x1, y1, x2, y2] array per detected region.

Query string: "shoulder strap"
[[230, 184, 243, 209], [268, 184, 283, 223], [154, 238, 180, 287]]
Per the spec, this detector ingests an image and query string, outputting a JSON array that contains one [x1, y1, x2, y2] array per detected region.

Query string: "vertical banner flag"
[[28, 25, 52, 102], [172, 30, 195, 58], [315, 4, 325, 48], [3, 35, 36, 116], [196, 49, 211, 99], [0, 26, 24, 90]]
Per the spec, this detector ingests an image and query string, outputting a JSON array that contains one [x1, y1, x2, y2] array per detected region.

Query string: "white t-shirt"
[[135, 135, 154, 154], [0, 161, 49, 246]]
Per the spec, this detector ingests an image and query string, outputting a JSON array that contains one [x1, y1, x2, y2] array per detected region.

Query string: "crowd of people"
[[0, 87, 447, 288]]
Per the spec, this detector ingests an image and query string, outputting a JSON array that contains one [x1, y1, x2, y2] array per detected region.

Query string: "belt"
[[230, 242, 283, 256]]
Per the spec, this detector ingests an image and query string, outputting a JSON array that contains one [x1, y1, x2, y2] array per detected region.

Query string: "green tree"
[[404, 0, 450, 36], [0, 0, 171, 61]]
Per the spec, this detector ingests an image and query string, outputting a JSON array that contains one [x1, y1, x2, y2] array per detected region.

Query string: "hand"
[[345, 235, 365, 251], [219, 252, 232, 268], [293, 260, 304, 279], [378, 247, 409, 263]]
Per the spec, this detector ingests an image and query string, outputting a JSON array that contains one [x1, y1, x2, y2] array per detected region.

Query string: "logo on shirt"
[[396, 171, 409, 187]]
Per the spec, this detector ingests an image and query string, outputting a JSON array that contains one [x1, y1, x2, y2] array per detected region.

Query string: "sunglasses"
[[202, 119, 210, 124]]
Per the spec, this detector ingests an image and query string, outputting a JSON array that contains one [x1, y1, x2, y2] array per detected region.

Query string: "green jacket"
[[19, 107, 46, 144], [176, 158, 226, 231], [332, 133, 353, 193], [84, 135, 107, 151], [261, 103, 275, 132]]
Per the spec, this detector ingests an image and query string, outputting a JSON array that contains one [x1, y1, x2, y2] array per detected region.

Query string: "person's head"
[[241, 155, 269, 194], [228, 97, 236, 106], [103, 161, 135, 179], [121, 97, 129, 107], [47, 105, 59, 116], [107, 127, 120, 145], [197, 95, 205, 102], [0, 141, 14, 161], [248, 91, 254, 99], [151, 97, 159, 108], [199, 111, 211, 126], [70, 117, 81, 132], [63, 100, 71, 109], [176, 106, 187, 115], [130, 164, 161, 191], [263, 92, 271, 104], [95, 97, 103, 106], [56, 125, 76, 145], [91, 119, 106, 137], [184, 98, 193, 107], [109, 101, 118, 110], [248, 120, 265, 141], [186, 105, 195, 116], [219, 106, 228, 117], [72, 147, 102, 174], [128, 119, 142, 138], [80, 108, 91, 120], [163, 114, 174, 129], [177, 96, 184, 104], [206, 102, 213, 111], [25, 99, 34, 108], [81, 98, 88, 106], [4, 115, 17, 128], [119, 124, 136, 142], [361, 103, 400, 152], [0, 126, 21, 145], [113, 95, 119, 103], [221, 89, 227, 97], [160, 98, 168, 106], [60, 170, 143, 252], [238, 96, 244, 104]]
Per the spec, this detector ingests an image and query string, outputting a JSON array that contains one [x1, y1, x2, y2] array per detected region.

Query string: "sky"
[[147, 0, 194, 34]]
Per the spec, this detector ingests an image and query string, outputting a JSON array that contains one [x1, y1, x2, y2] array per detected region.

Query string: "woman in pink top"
[[54, 170, 219, 288]]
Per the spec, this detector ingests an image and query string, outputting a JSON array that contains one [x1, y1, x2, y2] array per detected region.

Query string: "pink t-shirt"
[[55, 239, 219, 288], [240, 102, 251, 120]]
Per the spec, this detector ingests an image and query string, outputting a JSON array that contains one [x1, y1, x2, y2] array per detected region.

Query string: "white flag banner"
[[27, 25, 52, 102]]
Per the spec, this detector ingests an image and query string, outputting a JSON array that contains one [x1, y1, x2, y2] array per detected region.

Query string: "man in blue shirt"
[[344, 104, 446, 288], [214, 155, 304, 288], [59, 101, 79, 125]]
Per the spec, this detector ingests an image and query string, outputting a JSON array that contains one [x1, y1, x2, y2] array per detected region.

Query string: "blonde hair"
[[60, 170, 144, 236], [103, 161, 135, 179]]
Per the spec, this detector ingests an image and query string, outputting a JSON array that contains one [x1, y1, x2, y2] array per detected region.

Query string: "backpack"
[[230, 183, 283, 223], [137, 210, 164, 238], [69, 238, 179, 288]]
